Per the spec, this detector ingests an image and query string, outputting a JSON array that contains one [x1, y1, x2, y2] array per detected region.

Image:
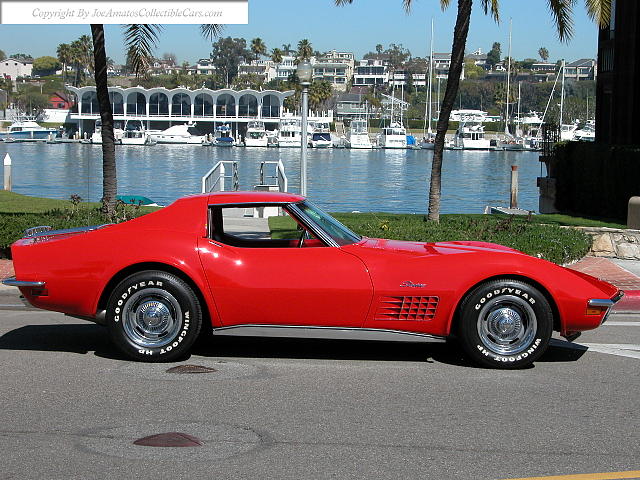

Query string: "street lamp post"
[[297, 60, 312, 197]]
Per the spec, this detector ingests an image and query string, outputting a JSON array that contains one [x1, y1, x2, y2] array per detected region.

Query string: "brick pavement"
[[0, 259, 13, 279], [566, 256, 640, 290]]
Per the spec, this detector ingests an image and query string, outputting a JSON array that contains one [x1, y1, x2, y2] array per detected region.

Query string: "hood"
[[358, 237, 523, 257]]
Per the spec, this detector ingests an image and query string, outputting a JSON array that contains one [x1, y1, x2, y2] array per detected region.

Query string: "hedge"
[[270, 213, 592, 265]]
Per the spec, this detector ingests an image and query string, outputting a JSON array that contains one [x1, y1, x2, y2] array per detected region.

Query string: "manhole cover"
[[166, 364, 217, 374], [133, 432, 203, 447], [80, 422, 264, 460]]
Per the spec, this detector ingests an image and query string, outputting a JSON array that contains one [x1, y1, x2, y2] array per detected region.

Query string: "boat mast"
[[400, 83, 404, 125], [426, 18, 434, 135], [504, 18, 512, 137], [390, 80, 395, 126], [516, 81, 521, 136], [560, 59, 566, 126]]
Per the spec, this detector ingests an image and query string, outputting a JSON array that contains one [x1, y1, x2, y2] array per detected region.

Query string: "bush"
[[0, 202, 152, 258], [270, 213, 592, 265]]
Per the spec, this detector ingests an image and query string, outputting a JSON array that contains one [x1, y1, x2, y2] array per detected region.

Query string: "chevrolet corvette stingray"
[[3, 192, 622, 368]]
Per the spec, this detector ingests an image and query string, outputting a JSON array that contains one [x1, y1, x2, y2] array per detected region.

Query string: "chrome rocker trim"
[[2, 276, 45, 288], [211, 324, 446, 343]]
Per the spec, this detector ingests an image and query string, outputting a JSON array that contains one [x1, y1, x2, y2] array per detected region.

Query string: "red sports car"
[[3, 191, 622, 368]]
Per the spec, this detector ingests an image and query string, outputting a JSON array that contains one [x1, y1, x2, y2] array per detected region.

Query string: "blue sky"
[[0, 1, 599, 64]]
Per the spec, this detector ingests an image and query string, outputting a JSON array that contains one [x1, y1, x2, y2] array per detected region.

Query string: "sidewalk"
[[3, 256, 640, 310], [567, 256, 640, 312]]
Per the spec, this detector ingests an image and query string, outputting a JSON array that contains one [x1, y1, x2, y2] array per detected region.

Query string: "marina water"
[[0, 142, 544, 214]]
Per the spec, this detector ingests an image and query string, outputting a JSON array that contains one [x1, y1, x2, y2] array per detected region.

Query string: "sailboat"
[[498, 19, 521, 150]]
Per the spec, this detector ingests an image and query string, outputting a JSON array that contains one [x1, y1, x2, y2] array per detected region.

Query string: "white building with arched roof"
[[66, 86, 294, 138]]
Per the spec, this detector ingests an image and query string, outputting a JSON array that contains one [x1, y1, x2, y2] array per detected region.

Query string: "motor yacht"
[[377, 122, 407, 149], [149, 123, 205, 144], [244, 121, 268, 147], [346, 119, 372, 149]]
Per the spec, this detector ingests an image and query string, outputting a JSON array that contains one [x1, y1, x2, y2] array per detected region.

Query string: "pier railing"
[[201, 161, 239, 193], [259, 161, 288, 193], [201, 160, 287, 194]]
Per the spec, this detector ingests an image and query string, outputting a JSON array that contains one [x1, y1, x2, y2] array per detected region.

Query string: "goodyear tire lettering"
[[106, 272, 201, 362]]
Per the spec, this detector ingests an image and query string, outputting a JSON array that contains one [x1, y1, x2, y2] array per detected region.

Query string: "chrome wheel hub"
[[477, 295, 537, 355], [122, 288, 182, 348], [488, 307, 523, 341]]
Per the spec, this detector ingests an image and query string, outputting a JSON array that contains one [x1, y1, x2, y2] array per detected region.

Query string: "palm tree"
[[250, 37, 267, 62], [336, 0, 611, 222], [297, 39, 313, 62], [309, 80, 333, 111], [271, 47, 284, 83], [282, 43, 292, 55], [538, 47, 549, 62], [56, 43, 73, 85], [90, 24, 223, 215]]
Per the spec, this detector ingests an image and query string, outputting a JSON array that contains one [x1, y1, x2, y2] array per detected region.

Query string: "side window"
[[209, 205, 324, 248]]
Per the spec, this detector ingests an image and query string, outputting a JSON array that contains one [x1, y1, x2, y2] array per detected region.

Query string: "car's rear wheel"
[[106, 270, 202, 362], [457, 279, 553, 369]]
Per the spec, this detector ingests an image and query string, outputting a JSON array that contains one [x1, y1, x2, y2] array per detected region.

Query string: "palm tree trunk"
[[428, 0, 472, 222], [91, 24, 117, 216]]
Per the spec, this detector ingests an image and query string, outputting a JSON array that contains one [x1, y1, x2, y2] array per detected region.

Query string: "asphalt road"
[[0, 290, 639, 480]]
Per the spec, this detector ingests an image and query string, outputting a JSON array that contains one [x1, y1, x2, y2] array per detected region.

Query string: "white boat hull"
[[379, 135, 407, 149], [153, 135, 204, 145], [245, 138, 268, 147], [347, 134, 372, 149], [277, 138, 301, 147]]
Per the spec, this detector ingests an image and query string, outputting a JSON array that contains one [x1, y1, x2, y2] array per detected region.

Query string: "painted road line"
[[550, 340, 640, 360], [501, 470, 640, 480], [605, 322, 640, 326]]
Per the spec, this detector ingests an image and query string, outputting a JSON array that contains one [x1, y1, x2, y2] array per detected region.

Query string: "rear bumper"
[[2, 276, 45, 288], [591, 290, 625, 325]]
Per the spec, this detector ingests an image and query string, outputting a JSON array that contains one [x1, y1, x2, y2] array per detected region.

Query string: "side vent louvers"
[[376, 296, 439, 321]]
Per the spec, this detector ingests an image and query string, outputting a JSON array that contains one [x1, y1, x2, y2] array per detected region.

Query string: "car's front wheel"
[[457, 279, 553, 369], [106, 270, 202, 362]]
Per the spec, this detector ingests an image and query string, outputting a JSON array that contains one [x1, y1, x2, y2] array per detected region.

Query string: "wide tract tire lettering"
[[457, 279, 553, 369], [106, 270, 202, 362]]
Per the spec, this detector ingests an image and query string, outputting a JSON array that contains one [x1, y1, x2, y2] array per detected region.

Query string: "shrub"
[[270, 213, 591, 265], [0, 202, 152, 258]]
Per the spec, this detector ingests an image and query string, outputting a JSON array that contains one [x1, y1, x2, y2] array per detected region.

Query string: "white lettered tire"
[[457, 279, 553, 369], [106, 270, 202, 362]]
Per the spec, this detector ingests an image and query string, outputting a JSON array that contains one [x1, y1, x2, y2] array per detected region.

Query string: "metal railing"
[[201, 160, 287, 194], [259, 160, 288, 192], [201, 161, 239, 193]]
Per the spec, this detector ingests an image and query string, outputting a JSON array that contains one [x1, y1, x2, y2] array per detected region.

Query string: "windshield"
[[295, 201, 361, 246]]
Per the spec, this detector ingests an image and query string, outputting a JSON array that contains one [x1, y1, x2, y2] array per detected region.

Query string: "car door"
[[198, 206, 373, 328]]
